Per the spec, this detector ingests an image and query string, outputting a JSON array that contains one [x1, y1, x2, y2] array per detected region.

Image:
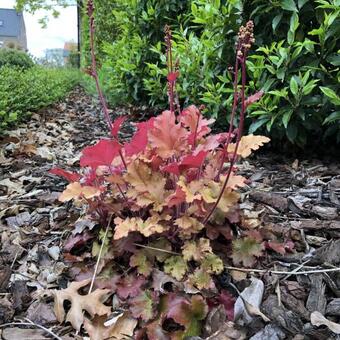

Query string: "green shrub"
[[83, 0, 340, 146], [0, 49, 34, 70], [244, 0, 340, 146], [0, 66, 80, 130]]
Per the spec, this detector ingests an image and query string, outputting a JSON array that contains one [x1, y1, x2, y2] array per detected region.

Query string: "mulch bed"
[[0, 87, 339, 339]]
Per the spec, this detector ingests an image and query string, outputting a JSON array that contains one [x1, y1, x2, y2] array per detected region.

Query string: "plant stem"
[[88, 14, 112, 131], [203, 58, 247, 224], [217, 57, 239, 178]]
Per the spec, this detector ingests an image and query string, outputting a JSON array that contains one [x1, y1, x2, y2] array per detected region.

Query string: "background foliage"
[[82, 0, 340, 146], [0, 66, 80, 131], [0, 48, 34, 70]]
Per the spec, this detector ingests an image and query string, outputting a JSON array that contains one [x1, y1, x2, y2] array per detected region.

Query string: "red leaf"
[[167, 71, 179, 82], [111, 116, 127, 138], [116, 275, 146, 299], [181, 151, 207, 170], [162, 151, 207, 175], [162, 162, 180, 176], [80, 139, 121, 168], [149, 111, 188, 159], [180, 105, 214, 145], [266, 241, 286, 255], [166, 187, 186, 207], [219, 290, 236, 321], [64, 231, 93, 252], [49, 168, 80, 182], [245, 90, 264, 108], [124, 119, 154, 157]]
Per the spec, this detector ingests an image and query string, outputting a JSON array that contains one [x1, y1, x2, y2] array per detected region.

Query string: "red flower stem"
[[192, 111, 201, 148], [216, 57, 240, 178], [89, 15, 112, 131], [118, 149, 127, 170], [116, 183, 127, 202], [88, 9, 127, 170], [203, 59, 247, 224]]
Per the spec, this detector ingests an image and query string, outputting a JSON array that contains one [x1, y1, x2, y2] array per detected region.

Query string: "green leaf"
[[320, 87, 340, 105], [164, 256, 188, 280], [298, 0, 309, 8], [249, 118, 269, 134], [287, 123, 298, 143], [323, 111, 340, 124], [282, 0, 298, 12], [282, 109, 294, 128], [272, 13, 283, 31], [289, 76, 299, 96]]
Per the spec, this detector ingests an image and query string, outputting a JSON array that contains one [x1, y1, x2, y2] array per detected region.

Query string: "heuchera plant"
[[50, 1, 287, 338]]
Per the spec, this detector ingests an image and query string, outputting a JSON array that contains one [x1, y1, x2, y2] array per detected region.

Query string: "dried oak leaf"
[[116, 275, 145, 299], [84, 313, 137, 340], [125, 160, 167, 211], [53, 279, 111, 331], [164, 256, 188, 281], [59, 182, 100, 202], [130, 251, 153, 277], [149, 110, 188, 158], [130, 290, 159, 321], [80, 139, 121, 168], [227, 135, 270, 158], [232, 237, 264, 267], [182, 238, 212, 262]]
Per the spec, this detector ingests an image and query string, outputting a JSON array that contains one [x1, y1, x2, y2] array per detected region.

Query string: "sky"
[[1, 0, 77, 58]]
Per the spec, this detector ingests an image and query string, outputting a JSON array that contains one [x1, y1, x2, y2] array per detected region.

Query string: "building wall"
[[0, 36, 22, 49], [0, 9, 27, 50]]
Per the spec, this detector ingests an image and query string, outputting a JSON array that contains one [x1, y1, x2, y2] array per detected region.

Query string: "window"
[[0, 20, 3, 26]]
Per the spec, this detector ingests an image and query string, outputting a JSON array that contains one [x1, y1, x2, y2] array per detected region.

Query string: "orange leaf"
[[175, 215, 204, 237], [227, 135, 270, 158], [114, 215, 167, 240], [59, 182, 100, 202], [125, 161, 167, 211], [149, 110, 188, 158]]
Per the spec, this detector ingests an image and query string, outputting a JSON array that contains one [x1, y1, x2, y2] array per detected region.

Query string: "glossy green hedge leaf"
[[249, 118, 269, 134], [272, 13, 283, 32], [282, 109, 293, 128], [323, 111, 340, 125], [282, 0, 298, 12], [289, 76, 299, 96], [298, 0, 309, 9], [320, 87, 340, 105], [286, 123, 298, 143]]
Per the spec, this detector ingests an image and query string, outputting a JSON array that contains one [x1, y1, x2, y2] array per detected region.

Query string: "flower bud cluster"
[[236, 20, 255, 60], [87, 0, 94, 18]]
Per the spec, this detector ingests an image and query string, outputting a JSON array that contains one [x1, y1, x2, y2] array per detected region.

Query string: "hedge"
[[81, 0, 340, 146], [0, 66, 80, 130]]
